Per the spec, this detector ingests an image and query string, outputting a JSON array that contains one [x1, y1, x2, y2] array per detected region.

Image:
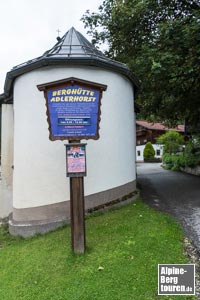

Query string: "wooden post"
[[70, 176, 86, 254]]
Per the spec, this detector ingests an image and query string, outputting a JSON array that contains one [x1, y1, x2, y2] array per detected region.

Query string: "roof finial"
[[56, 29, 61, 41]]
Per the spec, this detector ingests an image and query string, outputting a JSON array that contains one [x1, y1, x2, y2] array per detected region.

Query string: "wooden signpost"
[[70, 174, 86, 253], [38, 77, 107, 254], [66, 142, 86, 253]]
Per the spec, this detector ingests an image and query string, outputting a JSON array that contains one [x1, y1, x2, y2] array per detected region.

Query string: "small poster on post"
[[65, 144, 87, 177]]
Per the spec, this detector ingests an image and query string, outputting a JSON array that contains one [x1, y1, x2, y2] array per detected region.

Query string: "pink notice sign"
[[66, 144, 86, 177]]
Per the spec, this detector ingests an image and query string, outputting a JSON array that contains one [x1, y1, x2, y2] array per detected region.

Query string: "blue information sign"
[[37, 77, 107, 141], [47, 85, 100, 139]]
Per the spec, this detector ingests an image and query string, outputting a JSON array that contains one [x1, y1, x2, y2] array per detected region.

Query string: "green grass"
[[0, 200, 195, 300]]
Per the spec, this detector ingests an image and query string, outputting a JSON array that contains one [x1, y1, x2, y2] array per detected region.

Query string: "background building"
[[136, 120, 185, 162]]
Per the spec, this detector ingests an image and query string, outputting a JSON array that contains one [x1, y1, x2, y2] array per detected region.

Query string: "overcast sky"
[[0, 0, 103, 94]]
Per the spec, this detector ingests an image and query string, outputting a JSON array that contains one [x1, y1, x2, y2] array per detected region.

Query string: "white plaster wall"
[[13, 66, 136, 209], [136, 144, 163, 162], [0, 104, 14, 218]]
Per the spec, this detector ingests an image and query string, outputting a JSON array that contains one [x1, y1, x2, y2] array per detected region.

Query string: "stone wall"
[[180, 165, 200, 176]]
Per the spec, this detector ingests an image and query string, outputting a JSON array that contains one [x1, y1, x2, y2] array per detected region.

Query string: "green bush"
[[143, 157, 161, 162], [163, 154, 179, 169], [143, 142, 155, 159], [184, 155, 200, 168], [177, 155, 186, 168], [171, 156, 182, 171], [163, 153, 200, 170], [163, 153, 172, 165], [162, 135, 200, 171], [157, 131, 184, 155]]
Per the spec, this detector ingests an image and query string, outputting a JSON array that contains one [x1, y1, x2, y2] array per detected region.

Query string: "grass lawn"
[[0, 199, 195, 300]]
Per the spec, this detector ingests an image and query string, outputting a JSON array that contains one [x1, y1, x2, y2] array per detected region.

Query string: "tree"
[[143, 142, 155, 159], [156, 131, 184, 154], [82, 0, 200, 126]]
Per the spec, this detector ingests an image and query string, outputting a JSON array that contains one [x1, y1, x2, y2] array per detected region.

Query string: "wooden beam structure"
[[70, 176, 86, 254]]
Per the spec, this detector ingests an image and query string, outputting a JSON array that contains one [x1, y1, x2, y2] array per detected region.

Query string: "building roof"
[[136, 120, 185, 132], [43, 26, 104, 58], [0, 27, 139, 104]]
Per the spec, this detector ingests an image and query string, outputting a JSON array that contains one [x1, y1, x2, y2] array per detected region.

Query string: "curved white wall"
[[13, 66, 136, 209]]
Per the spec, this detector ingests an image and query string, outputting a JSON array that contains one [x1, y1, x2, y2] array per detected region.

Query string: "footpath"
[[137, 162, 200, 251], [137, 162, 200, 298]]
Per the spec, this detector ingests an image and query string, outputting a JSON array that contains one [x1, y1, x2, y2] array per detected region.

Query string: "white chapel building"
[[0, 27, 139, 236]]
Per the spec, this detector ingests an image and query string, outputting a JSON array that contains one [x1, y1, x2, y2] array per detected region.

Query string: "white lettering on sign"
[[158, 264, 195, 295], [160, 267, 185, 275]]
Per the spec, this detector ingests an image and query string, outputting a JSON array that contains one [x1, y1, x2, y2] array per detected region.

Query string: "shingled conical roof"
[[0, 27, 139, 103]]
